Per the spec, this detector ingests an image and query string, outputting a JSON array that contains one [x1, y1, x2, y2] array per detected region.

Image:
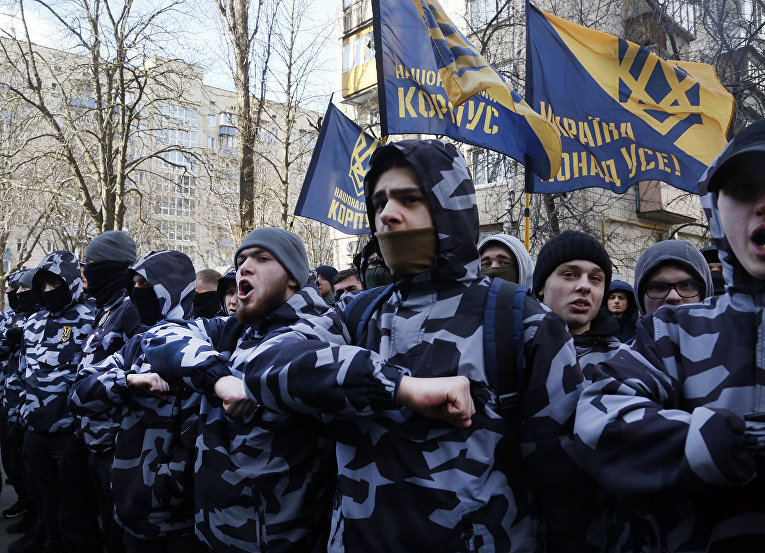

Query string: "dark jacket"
[[575, 137, 765, 552], [607, 280, 638, 343], [69, 250, 198, 539], [142, 290, 337, 553], [237, 140, 591, 552], [22, 252, 95, 433]]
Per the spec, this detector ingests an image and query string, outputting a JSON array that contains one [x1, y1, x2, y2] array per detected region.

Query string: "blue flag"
[[526, 2, 733, 194], [373, 0, 562, 179], [294, 103, 379, 235]]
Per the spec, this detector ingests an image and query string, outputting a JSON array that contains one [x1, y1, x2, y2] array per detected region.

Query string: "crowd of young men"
[[0, 119, 764, 553]]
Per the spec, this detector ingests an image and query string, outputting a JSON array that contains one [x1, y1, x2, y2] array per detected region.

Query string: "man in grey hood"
[[633, 239, 713, 315], [477, 233, 534, 286]]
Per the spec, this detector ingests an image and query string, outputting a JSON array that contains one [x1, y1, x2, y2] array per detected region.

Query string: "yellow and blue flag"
[[294, 103, 379, 235], [373, 0, 562, 179], [526, 2, 734, 194]]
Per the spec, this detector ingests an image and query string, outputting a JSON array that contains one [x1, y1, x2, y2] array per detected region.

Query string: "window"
[[665, 0, 696, 34], [470, 148, 511, 187], [46, 241, 54, 253], [157, 103, 198, 127], [16, 240, 22, 252], [208, 136, 216, 149], [159, 196, 195, 217], [160, 221, 195, 242], [208, 114, 216, 127], [156, 128, 197, 148], [467, 0, 513, 30]]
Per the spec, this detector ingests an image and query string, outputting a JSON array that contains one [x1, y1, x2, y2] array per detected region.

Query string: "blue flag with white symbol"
[[294, 103, 378, 235], [526, 2, 733, 194]]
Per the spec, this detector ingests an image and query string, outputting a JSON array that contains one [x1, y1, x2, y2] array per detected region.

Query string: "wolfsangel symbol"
[[61, 326, 72, 342], [348, 132, 378, 197]]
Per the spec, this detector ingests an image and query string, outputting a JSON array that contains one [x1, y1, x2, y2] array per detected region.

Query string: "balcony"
[[636, 180, 699, 224]]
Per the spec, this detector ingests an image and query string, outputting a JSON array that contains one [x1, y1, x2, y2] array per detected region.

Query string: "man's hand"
[[126, 373, 170, 399], [214, 375, 257, 417], [396, 375, 475, 428]]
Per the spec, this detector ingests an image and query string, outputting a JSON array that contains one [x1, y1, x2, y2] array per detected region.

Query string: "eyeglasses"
[[645, 280, 702, 299]]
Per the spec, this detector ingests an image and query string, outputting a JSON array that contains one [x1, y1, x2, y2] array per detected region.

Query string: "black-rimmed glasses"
[[645, 280, 702, 299]]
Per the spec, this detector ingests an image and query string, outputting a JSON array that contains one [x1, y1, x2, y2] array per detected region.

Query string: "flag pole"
[[288, 214, 296, 232], [524, 193, 530, 251]]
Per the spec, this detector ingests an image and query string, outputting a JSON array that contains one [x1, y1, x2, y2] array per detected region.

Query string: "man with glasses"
[[633, 240, 713, 315], [575, 119, 765, 551]]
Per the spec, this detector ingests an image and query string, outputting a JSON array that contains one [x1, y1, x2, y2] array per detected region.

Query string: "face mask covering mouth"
[[7, 289, 18, 311], [42, 285, 72, 313], [375, 227, 437, 276], [483, 264, 520, 284], [364, 265, 394, 288], [16, 290, 36, 314], [193, 291, 222, 318], [83, 260, 131, 309], [130, 286, 161, 326]]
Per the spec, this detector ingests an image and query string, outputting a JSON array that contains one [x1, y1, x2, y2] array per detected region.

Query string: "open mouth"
[[238, 280, 254, 300], [752, 226, 765, 250], [570, 299, 591, 311]]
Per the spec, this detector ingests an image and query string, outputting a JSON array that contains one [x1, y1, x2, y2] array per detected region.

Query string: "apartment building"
[[334, 0, 764, 282]]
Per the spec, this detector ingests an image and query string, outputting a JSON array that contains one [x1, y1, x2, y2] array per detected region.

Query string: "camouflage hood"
[[7, 269, 25, 290], [699, 140, 765, 295], [127, 251, 195, 320], [365, 139, 481, 285], [33, 250, 86, 306]]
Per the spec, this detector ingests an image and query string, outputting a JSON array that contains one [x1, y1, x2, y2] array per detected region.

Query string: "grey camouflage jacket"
[[240, 140, 592, 552], [68, 250, 198, 540], [0, 270, 28, 423], [574, 143, 765, 552], [142, 289, 337, 553], [21, 251, 95, 433], [72, 295, 143, 452]]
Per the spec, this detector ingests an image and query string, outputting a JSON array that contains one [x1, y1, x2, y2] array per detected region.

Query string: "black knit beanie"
[[532, 230, 612, 297]]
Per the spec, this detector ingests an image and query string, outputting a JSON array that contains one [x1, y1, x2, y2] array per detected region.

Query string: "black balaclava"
[[7, 289, 18, 311], [193, 291, 223, 318], [16, 290, 36, 313], [130, 286, 160, 326], [83, 260, 131, 308], [42, 281, 72, 313]]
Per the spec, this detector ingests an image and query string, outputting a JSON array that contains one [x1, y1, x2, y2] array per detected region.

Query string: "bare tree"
[[215, 0, 275, 238], [0, 0, 204, 233]]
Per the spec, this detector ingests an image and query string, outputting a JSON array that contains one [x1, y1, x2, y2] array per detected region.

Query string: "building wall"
[[331, 0, 741, 284]]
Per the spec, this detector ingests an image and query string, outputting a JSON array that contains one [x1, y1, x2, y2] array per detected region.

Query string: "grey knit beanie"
[[234, 228, 310, 288], [84, 230, 137, 263]]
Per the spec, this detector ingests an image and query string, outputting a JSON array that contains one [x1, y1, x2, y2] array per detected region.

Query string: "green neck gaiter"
[[483, 264, 519, 284], [375, 227, 437, 276]]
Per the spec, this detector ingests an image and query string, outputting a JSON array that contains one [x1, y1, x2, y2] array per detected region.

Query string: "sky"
[[0, 0, 337, 112]]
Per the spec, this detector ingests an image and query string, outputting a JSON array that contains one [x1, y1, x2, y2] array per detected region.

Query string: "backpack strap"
[[483, 279, 529, 413], [343, 284, 396, 344]]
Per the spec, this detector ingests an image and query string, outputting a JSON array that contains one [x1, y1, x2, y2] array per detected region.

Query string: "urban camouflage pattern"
[[142, 288, 337, 553], [72, 296, 143, 452], [574, 140, 765, 552], [127, 250, 195, 321], [21, 251, 95, 432], [0, 270, 30, 421], [68, 249, 198, 539], [240, 140, 592, 552]]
